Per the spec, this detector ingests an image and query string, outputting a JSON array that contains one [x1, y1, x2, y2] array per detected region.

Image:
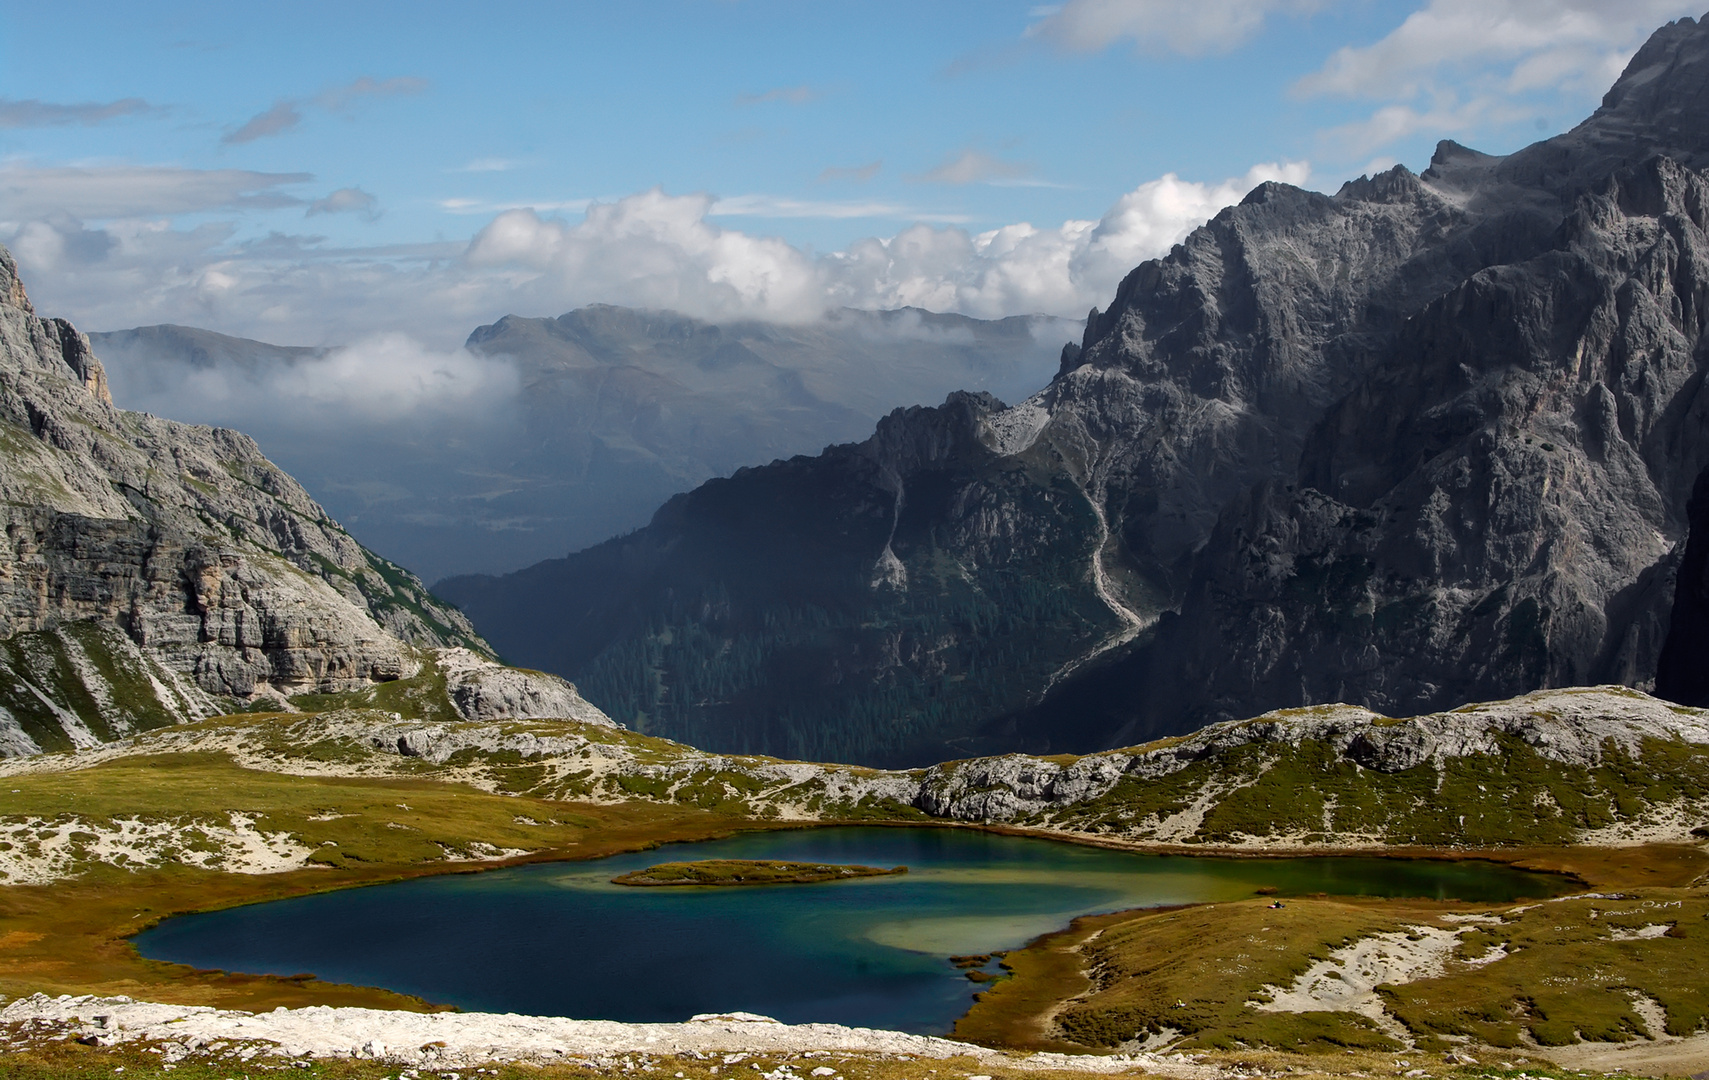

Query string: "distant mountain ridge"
[[91, 306, 1074, 582], [0, 244, 609, 753], [437, 14, 1709, 767]]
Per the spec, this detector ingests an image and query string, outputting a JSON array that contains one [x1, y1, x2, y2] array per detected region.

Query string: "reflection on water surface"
[[135, 827, 1567, 1035]]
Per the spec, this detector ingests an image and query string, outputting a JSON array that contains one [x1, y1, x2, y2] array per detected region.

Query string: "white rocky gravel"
[[0, 812, 319, 884], [0, 995, 1219, 1077], [1252, 925, 1483, 1026]]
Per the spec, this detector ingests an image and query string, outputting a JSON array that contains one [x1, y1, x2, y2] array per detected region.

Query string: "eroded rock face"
[[0, 246, 486, 713], [912, 686, 1709, 827]]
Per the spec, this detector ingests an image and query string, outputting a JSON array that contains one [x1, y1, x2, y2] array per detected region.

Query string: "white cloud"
[[1296, 0, 1695, 100], [110, 332, 518, 429], [0, 164, 309, 219], [0, 98, 155, 128], [252, 335, 518, 422], [464, 192, 828, 324], [458, 163, 1310, 325], [1028, 0, 1323, 56], [819, 161, 1310, 318], [5, 161, 1310, 342], [1292, 0, 1701, 155]]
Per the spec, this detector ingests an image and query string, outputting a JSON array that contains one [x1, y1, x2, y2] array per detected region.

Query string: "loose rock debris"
[[0, 995, 1224, 1077]]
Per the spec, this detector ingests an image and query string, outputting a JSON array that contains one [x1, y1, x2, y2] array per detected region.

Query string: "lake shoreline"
[[128, 824, 1577, 1037]]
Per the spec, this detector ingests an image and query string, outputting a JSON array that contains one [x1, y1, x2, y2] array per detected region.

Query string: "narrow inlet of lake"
[[134, 827, 1568, 1034]]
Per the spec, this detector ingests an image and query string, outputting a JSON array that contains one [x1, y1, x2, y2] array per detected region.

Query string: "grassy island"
[[611, 858, 906, 887]]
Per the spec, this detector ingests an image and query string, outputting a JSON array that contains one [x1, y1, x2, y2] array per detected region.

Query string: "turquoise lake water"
[[134, 827, 1567, 1034]]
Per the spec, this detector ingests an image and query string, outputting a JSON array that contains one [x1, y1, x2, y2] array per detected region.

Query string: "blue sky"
[[0, 0, 1700, 348]]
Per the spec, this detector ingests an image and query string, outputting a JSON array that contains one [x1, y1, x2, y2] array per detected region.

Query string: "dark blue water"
[[135, 827, 1564, 1034]]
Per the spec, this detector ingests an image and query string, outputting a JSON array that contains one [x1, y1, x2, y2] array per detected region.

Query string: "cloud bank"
[[0, 164, 311, 219], [4, 159, 1308, 343], [107, 333, 519, 430]]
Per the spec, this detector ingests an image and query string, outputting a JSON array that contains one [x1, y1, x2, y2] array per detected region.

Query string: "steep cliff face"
[[1106, 154, 1709, 735], [440, 390, 1120, 765], [0, 245, 488, 741], [1657, 464, 1709, 706], [440, 15, 1709, 766]]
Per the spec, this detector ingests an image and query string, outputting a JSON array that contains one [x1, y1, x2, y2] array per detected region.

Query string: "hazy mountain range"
[[89, 307, 1075, 582]]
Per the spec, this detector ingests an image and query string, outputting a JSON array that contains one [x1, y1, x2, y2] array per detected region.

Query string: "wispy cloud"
[[0, 97, 156, 129], [818, 161, 883, 183], [910, 148, 1034, 185], [224, 101, 302, 144], [0, 163, 310, 219], [1289, 0, 1700, 158], [1316, 93, 1529, 157], [988, 177, 1077, 190], [453, 158, 521, 173], [314, 76, 429, 112], [223, 75, 428, 145], [708, 194, 969, 222], [734, 84, 817, 106], [307, 187, 381, 221], [1027, 0, 1325, 57], [1293, 0, 1692, 100], [436, 197, 593, 215]]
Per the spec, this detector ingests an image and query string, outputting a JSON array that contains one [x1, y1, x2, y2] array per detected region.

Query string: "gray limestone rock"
[[435, 647, 613, 725], [0, 245, 488, 741]]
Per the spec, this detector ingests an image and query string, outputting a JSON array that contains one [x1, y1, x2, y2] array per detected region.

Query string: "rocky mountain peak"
[[0, 242, 508, 751], [1493, 14, 1709, 194], [433, 11, 1709, 766], [0, 246, 32, 315], [1599, 14, 1708, 119]]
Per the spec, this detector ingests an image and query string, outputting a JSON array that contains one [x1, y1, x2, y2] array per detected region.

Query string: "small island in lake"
[[611, 859, 907, 887]]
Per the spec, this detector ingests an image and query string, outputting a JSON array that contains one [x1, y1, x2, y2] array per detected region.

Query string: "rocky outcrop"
[[439, 14, 1709, 766], [0, 244, 488, 740], [435, 648, 613, 725]]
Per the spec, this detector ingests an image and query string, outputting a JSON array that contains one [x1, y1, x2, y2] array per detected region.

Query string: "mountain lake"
[[134, 827, 1570, 1034]]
